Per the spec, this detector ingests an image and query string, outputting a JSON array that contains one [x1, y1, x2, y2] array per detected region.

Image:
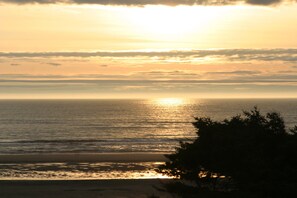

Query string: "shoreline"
[[0, 153, 170, 180], [0, 178, 172, 183], [0, 153, 169, 163]]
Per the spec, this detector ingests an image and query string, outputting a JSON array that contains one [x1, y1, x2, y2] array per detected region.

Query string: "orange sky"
[[1, 3, 297, 98]]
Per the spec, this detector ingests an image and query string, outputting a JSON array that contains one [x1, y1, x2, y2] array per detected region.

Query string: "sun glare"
[[156, 98, 184, 106], [123, 6, 223, 41]]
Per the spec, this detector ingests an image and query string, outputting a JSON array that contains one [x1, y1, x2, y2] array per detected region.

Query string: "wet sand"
[[0, 179, 173, 198], [0, 153, 173, 197]]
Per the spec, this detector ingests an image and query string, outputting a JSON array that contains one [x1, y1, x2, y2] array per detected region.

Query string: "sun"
[[130, 7, 196, 38], [122, 6, 222, 41]]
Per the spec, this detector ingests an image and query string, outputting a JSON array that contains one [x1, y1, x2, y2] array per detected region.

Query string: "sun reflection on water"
[[0, 162, 172, 180], [155, 98, 185, 107]]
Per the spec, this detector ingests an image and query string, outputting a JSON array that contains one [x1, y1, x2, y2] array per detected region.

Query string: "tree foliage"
[[157, 107, 297, 197]]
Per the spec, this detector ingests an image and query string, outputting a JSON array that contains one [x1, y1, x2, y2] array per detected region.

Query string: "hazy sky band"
[[0, 0, 296, 5]]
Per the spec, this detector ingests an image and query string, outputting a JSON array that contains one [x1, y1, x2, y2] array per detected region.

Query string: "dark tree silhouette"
[[157, 107, 297, 198]]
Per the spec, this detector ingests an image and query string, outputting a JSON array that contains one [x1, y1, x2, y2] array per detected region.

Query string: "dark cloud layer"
[[205, 70, 261, 75], [1, 48, 297, 62], [0, 0, 293, 6], [42, 62, 61, 66]]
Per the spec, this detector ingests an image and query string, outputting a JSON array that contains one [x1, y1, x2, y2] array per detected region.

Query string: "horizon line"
[[1, 97, 297, 100]]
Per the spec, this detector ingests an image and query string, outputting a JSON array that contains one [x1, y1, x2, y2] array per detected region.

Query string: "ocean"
[[1, 99, 297, 154], [0, 99, 297, 179]]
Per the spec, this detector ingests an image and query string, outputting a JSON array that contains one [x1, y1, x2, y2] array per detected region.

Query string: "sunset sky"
[[1, 0, 297, 98]]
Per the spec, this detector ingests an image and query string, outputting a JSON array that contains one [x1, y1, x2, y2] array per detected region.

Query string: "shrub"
[[157, 107, 297, 197]]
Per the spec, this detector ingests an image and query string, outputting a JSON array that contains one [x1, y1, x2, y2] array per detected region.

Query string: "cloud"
[[1, 72, 297, 83], [1, 72, 297, 97], [133, 70, 201, 79], [1, 48, 297, 63], [43, 62, 61, 66], [246, 0, 282, 5], [0, 0, 290, 6], [1, 77, 297, 98], [0, 70, 262, 82], [205, 70, 261, 75]]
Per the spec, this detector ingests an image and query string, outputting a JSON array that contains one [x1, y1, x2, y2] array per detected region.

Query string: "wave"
[[0, 153, 168, 163], [0, 137, 195, 144]]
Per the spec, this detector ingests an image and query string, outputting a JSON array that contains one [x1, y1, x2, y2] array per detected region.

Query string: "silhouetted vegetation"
[[157, 107, 297, 197]]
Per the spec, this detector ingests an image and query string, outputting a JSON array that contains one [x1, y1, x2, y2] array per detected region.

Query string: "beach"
[[0, 179, 173, 198], [0, 153, 173, 197], [0, 153, 169, 179]]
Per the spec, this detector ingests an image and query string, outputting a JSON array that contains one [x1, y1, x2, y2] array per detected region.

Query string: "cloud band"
[[1, 49, 297, 62], [0, 0, 293, 6]]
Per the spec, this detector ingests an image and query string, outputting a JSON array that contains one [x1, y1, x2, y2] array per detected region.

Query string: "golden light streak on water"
[[155, 98, 185, 107]]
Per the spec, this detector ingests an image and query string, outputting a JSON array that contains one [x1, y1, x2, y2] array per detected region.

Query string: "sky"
[[1, 0, 297, 98]]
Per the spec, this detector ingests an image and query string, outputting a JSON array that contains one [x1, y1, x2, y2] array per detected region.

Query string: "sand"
[[0, 153, 173, 197], [0, 179, 174, 198]]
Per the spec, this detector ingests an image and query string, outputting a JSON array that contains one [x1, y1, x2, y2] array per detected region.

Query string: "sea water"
[[0, 99, 296, 179]]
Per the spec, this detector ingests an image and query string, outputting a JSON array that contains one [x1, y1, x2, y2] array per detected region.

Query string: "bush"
[[157, 107, 297, 197]]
